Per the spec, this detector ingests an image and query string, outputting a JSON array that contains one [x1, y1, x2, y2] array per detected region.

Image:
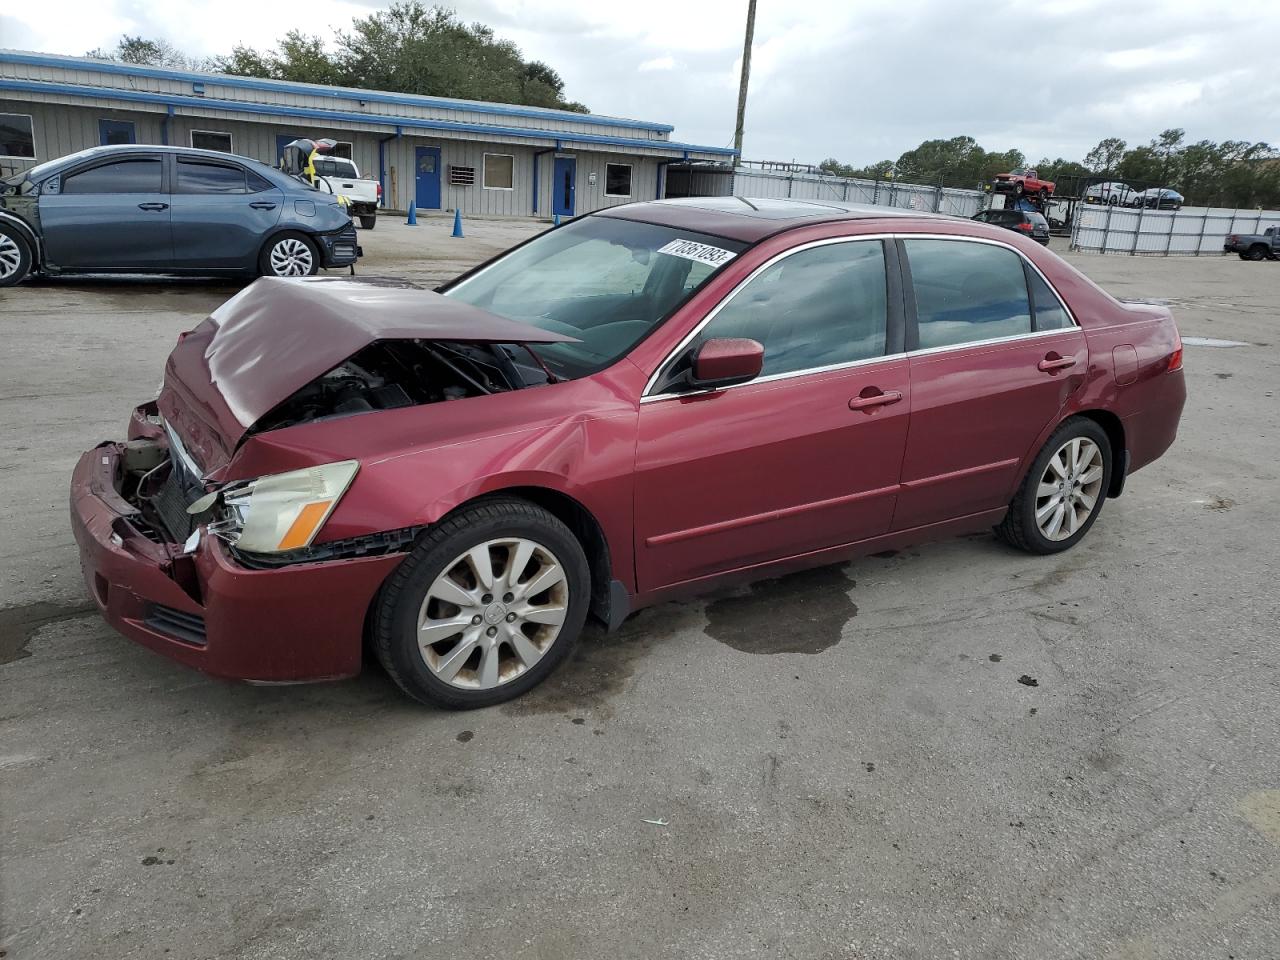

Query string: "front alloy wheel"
[[0, 227, 33, 286], [373, 498, 591, 708], [418, 538, 569, 690]]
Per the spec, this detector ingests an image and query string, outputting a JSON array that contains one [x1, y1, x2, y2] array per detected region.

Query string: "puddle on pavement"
[[704, 565, 856, 655], [0, 600, 97, 665], [1182, 337, 1250, 348]]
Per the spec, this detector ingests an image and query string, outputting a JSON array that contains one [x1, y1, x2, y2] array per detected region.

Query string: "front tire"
[[259, 232, 319, 277], [996, 418, 1112, 555], [0, 224, 33, 287], [373, 499, 591, 709], [359, 215, 376, 230]]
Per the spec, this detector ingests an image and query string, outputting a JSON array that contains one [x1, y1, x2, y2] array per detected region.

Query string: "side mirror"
[[690, 338, 764, 390]]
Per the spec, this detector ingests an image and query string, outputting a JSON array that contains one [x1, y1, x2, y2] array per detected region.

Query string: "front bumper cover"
[[70, 442, 402, 683]]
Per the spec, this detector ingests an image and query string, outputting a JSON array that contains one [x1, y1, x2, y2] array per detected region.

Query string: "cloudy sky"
[[3, 0, 1278, 165]]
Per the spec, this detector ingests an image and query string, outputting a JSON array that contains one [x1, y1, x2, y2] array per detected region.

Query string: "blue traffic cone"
[[451, 208, 464, 238], [406, 201, 417, 226], [553, 214, 560, 227]]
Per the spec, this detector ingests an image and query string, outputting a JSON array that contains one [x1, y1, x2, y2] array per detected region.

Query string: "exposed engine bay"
[[252, 338, 551, 434]]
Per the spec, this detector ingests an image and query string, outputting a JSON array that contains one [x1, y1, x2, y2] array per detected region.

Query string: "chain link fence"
[[1070, 204, 1280, 256]]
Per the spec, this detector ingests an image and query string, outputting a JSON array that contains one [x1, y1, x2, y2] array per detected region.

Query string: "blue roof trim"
[[0, 50, 676, 134], [0, 78, 738, 157]]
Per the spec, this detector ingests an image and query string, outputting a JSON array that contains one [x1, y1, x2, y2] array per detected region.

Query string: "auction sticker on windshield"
[[657, 239, 738, 268]]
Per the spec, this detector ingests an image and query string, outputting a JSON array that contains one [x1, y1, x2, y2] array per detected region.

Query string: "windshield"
[[443, 216, 746, 379]]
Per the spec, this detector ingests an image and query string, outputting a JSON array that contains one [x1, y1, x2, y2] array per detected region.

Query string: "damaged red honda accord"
[[70, 198, 1186, 708]]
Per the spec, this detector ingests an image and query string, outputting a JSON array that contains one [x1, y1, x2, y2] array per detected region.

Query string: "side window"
[[1028, 269, 1072, 331], [62, 159, 162, 194], [686, 240, 888, 380], [904, 239, 1031, 349], [176, 160, 247, 194]]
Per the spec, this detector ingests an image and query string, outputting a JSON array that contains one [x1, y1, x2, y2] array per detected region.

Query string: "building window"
[[483, 153, 514, 190], [331, 141, 353, 160], [605, 163, 632, 198], [98, 119, 136, 146], [0, 113, 35, 159], [190, 130, 233, 153]]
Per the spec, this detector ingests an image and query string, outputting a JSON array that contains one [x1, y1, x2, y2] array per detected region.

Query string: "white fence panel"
[[1071, 203, 1280, 256], [729, 169, 985, 218]]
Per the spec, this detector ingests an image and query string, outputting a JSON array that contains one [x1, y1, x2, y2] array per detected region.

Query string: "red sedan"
[[70, 198, 1186, 708]]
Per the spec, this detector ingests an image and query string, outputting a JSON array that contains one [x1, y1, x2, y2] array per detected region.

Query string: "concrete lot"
[[1, 217, 1278, 960]]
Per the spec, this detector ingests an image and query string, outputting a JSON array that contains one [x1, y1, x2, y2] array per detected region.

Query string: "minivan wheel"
[[260, 232, 319, 277], [373, 498, 591, 709], [995, 418, 1112, 555], [0, 224, 33, 287]]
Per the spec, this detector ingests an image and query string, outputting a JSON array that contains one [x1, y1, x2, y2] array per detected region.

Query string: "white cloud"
[[637, 55, 676, 72], [5, 0, 1280, 166]]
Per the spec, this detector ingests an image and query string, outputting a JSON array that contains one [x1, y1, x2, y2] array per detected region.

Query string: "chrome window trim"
[[639, 231, 1078, 404]]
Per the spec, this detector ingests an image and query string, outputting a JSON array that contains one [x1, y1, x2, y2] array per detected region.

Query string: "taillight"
[[1017, 221, 1034, 231], [377, 182, 383, 198], [1168, 329, 1183, 372]]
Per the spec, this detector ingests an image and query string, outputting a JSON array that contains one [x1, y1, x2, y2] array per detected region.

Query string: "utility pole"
[[733, 0, 757, 158]]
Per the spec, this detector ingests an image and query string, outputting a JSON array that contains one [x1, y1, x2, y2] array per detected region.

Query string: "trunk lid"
[[157, 277, 576, 477]]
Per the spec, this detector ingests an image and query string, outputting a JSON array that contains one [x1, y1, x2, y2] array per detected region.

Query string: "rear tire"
[[259, 231, 319, 277], [0, 223, 33, 287], [359, 215, 376, 230], [995, 418, 1112, 555], [373, 498, 591, 709], [1038, 188, 1049, 201], [1247, 245, 1267, 262]]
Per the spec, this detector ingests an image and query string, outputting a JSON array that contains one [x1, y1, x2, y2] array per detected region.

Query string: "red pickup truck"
[[992, 168, 1055, 200]]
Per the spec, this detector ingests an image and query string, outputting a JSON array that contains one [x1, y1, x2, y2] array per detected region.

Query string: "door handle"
[[1037, 355, 1077, 372], [849, 389, 903, 411], [249, 201, 278, 210], [137, 202, 169, 211]]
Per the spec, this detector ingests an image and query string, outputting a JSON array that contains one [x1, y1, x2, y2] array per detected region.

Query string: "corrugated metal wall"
[[1, 97, 668, 218]]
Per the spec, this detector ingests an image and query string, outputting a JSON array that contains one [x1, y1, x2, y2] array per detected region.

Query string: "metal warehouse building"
[[0, 50, 735, 218]]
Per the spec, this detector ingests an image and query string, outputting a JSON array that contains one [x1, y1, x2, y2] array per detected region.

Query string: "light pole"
[[733, 0, 757, 158]]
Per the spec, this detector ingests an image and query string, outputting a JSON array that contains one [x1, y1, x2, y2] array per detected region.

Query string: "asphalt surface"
[[1, 219, 1278, 960]]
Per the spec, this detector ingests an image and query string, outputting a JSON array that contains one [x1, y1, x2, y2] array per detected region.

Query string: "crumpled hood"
[[156, 276, 576, 477]]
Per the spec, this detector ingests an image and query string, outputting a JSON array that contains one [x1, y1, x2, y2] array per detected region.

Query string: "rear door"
[[39, 153, 172, 269], [633, 237, 910, 591], [169, 155, 283, 270], [893, 237, 1087, 530]]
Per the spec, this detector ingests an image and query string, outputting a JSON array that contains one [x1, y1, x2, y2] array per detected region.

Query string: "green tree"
[[1083, 137, 1127, 174], [87, 35, 212, 70]]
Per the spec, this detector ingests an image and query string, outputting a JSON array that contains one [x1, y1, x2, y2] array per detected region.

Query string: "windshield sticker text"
[[657, 239, 737, 269]]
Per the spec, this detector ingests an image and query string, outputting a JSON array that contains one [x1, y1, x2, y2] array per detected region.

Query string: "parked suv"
[[0, 144, 360, 286], [972, 207, 1051, 245]]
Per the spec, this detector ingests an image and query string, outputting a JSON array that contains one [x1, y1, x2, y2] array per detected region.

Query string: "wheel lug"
[[471, 615, 482, 625], [506, 612, 517, 622], [486, 626, 497, 637]]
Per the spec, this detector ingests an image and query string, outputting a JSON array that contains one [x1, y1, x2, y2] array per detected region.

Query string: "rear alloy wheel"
[[373, 499, 590, 709], [1039, 188, 1049, 201], [0, 225, 33, 287], [260, 232, 319, 277], [996, 418, 1112, 555]]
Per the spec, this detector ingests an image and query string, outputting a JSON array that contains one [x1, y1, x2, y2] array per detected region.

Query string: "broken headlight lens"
[[209, 460, 359, 554]]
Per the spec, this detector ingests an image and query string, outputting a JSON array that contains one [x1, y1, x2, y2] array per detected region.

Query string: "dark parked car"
[[1128, 188, 1184, 210], [70, 198, 1186, 708], [972, 207, 1051, 244], [0, 144, 359, 286], [1224, 226, 1278, 260]]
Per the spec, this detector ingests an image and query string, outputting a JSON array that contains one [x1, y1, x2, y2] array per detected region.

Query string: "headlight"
[[210, 460, 359, 554]]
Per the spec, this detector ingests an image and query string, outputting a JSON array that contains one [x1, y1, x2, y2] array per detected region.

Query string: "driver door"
[[633, 238, 910, 591]]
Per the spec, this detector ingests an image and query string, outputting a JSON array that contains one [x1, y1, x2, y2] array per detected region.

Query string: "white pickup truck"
[[312, 156, 381, 230]]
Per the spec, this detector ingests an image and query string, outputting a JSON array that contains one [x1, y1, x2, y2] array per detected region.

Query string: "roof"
[[599, 197, 954, 243], [0, 49, 673, 134]]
